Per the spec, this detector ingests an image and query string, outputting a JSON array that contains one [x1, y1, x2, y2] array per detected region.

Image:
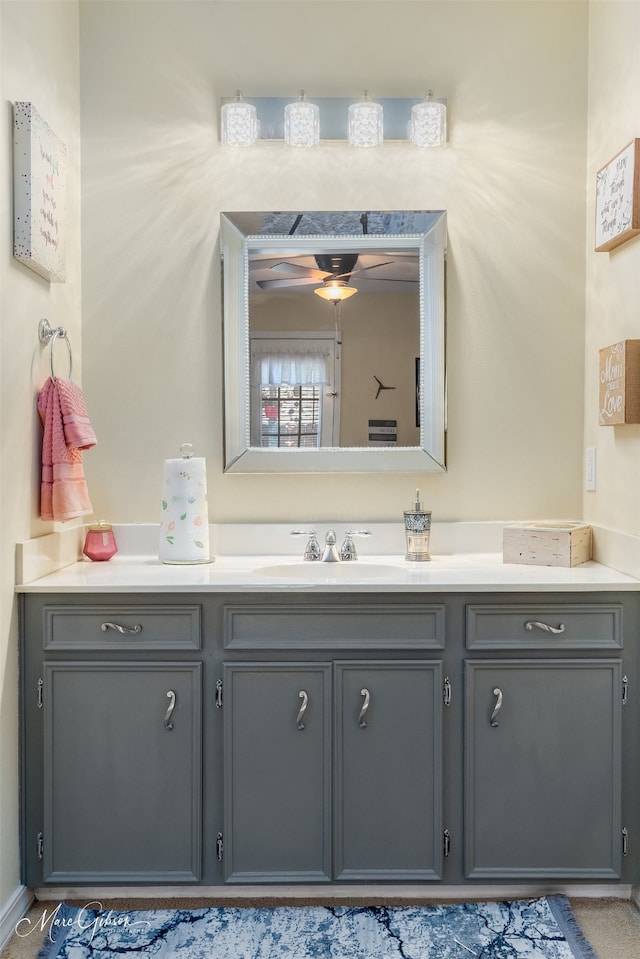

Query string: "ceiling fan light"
[[221, 92, 258, 147], [410, 91, 446, 148], [284, 91, 320, 147], [348, 91, 383, 147], [314, 281, 358, 303]]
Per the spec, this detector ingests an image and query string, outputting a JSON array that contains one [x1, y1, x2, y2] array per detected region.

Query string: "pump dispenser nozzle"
[[412, 489, 423, 512]]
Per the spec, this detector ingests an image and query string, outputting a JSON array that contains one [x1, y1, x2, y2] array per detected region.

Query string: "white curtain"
[[251, 346, 329, 386]]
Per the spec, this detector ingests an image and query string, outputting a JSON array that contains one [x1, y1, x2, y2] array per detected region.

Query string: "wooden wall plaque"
[[599, 339, 640, 425]]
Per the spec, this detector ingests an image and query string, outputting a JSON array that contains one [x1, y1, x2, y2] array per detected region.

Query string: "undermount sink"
[[252, 561, 407, 580]]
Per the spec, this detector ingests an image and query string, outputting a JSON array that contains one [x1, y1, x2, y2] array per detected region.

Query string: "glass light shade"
[[221, 93, 258, 146], [348, 92, 383, 147], [314, 281, 358, 303], [410, 92, 446, 148], [284, 91, 320, 147]]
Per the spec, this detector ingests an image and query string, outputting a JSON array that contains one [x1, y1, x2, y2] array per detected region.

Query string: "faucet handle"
[[291, 530, 321, 562], [340, 529, 371, 561]]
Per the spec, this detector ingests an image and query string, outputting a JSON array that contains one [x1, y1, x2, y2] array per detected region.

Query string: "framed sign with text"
[[595, 139, 640, 253], [13, 102, 66, 282], [598, 339, 640, 425]]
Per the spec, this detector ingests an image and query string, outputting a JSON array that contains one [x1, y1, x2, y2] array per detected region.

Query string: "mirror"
[[221, 210, 446, 473]]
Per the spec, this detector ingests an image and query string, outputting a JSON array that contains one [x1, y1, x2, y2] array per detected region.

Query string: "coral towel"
[[37, 377, 97, 522]]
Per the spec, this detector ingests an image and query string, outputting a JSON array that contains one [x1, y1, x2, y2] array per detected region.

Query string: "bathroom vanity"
[[17, 551, 640, 892]]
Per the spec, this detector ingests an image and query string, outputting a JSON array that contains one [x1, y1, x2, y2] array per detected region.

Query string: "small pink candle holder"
[[83, 522, 118, 562]]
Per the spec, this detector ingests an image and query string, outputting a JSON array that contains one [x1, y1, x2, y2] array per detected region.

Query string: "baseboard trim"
[[0, 884, 35, 954], [632, 885, 640, 910], [32, 882, 634, 903]]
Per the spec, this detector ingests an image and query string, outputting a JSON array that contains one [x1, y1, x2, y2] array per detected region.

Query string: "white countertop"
[[16, 552, 640, 594]]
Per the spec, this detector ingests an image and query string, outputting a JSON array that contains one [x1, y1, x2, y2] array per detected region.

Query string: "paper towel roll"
[[159, 448, 211, 564]]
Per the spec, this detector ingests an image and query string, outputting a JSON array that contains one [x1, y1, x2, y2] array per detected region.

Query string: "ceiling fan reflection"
[[255, 253, 409, 294]]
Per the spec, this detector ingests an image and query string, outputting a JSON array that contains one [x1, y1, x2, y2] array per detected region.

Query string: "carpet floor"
[[1, 898, 639, 959]]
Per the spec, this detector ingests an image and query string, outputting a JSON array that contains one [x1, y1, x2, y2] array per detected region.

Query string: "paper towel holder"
[[159, 444, 214, 565]]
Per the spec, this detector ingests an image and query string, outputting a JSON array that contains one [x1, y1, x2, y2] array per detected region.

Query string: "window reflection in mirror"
[[221, 211, 446, 474]]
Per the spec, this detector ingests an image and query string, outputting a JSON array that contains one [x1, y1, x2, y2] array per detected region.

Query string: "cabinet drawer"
[[224, 604, 445, 650], [43, 605, 201, 650], [466, 604, 622, 650]]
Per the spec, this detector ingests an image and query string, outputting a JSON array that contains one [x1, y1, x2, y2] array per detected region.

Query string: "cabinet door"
[[335, 661, 443, 880], [43, 662, 202, 882], [465, 660, 622, 879], [223, 663, 332, 882]]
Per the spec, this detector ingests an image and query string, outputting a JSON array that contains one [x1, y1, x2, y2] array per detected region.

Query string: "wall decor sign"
[[598, 339, 640, 425], [368, 419, 397, 445], [595, 139, 640, 252], [13, 101, 66, 282]]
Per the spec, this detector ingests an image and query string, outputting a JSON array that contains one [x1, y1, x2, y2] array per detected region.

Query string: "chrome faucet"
[[321, 530, 341, 563], [291, 529, 371, 562]]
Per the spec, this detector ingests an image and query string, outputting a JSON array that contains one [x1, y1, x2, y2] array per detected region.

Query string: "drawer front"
[[224, 604, 445, 650], [44, 605, 201, 650], [466, 604, 622, 650]]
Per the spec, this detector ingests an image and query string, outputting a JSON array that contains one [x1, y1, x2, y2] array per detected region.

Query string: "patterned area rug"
[[34, 897, 597, 959]]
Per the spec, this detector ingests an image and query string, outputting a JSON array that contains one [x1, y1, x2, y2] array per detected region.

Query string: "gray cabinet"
[[43, 661, 202, 882], [335, 662, 442, 881], [223, 660, 443, 882], [223, 663, 332, 882], [465, 659, 623, 879], [20, 590, 638, 889]]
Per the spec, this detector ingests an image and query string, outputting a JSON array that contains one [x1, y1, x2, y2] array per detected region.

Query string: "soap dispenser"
[[404, 489, 432, 562]]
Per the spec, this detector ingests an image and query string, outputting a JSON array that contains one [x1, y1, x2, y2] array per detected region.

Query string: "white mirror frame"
[[221, 211, 447, 474]]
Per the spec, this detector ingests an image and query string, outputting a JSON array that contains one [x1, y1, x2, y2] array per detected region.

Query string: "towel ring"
[[38, 318, 73, 381]]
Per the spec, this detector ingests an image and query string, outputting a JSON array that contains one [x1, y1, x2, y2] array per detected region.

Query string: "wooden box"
[[503, 522, 592, 568], [599, 340, 640, 425]]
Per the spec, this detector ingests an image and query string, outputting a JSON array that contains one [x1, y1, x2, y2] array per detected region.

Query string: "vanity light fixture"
[[220, 91, 258, 146], [410, 90, 447, 148], [347, 91, 384, 147], [314, 280, 358, 304], [218, 94, 447, 146], [284, 90, 320, 147]]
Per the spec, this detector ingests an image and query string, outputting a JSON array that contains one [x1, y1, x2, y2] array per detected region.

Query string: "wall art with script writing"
[[598, 339, 640, 425], [13, 102, 66, 282], [595, 139, 640, 253]]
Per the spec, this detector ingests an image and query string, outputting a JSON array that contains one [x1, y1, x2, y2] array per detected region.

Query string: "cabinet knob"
[[524, 620, 565, 635], [490, 687, 503, 727], [101, 621, 142, 636], [358, 688, 371, 728], [296, 690, 308, 730], [164, 690, 176, 730]]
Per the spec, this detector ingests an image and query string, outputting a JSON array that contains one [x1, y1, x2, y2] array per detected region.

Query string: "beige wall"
[[0, 0, 81, 923], [79, 0, 588, 525], [584, 0, 640, 543]]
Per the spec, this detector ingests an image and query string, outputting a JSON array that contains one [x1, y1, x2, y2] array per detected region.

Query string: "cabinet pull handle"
[[359, 688, 371, 728], [524, 620, 565, 635], [296, 690, 308, 730], [101, 621, 142, 635], [164, 690, 176, 730], [490, 687, 503, 727]]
